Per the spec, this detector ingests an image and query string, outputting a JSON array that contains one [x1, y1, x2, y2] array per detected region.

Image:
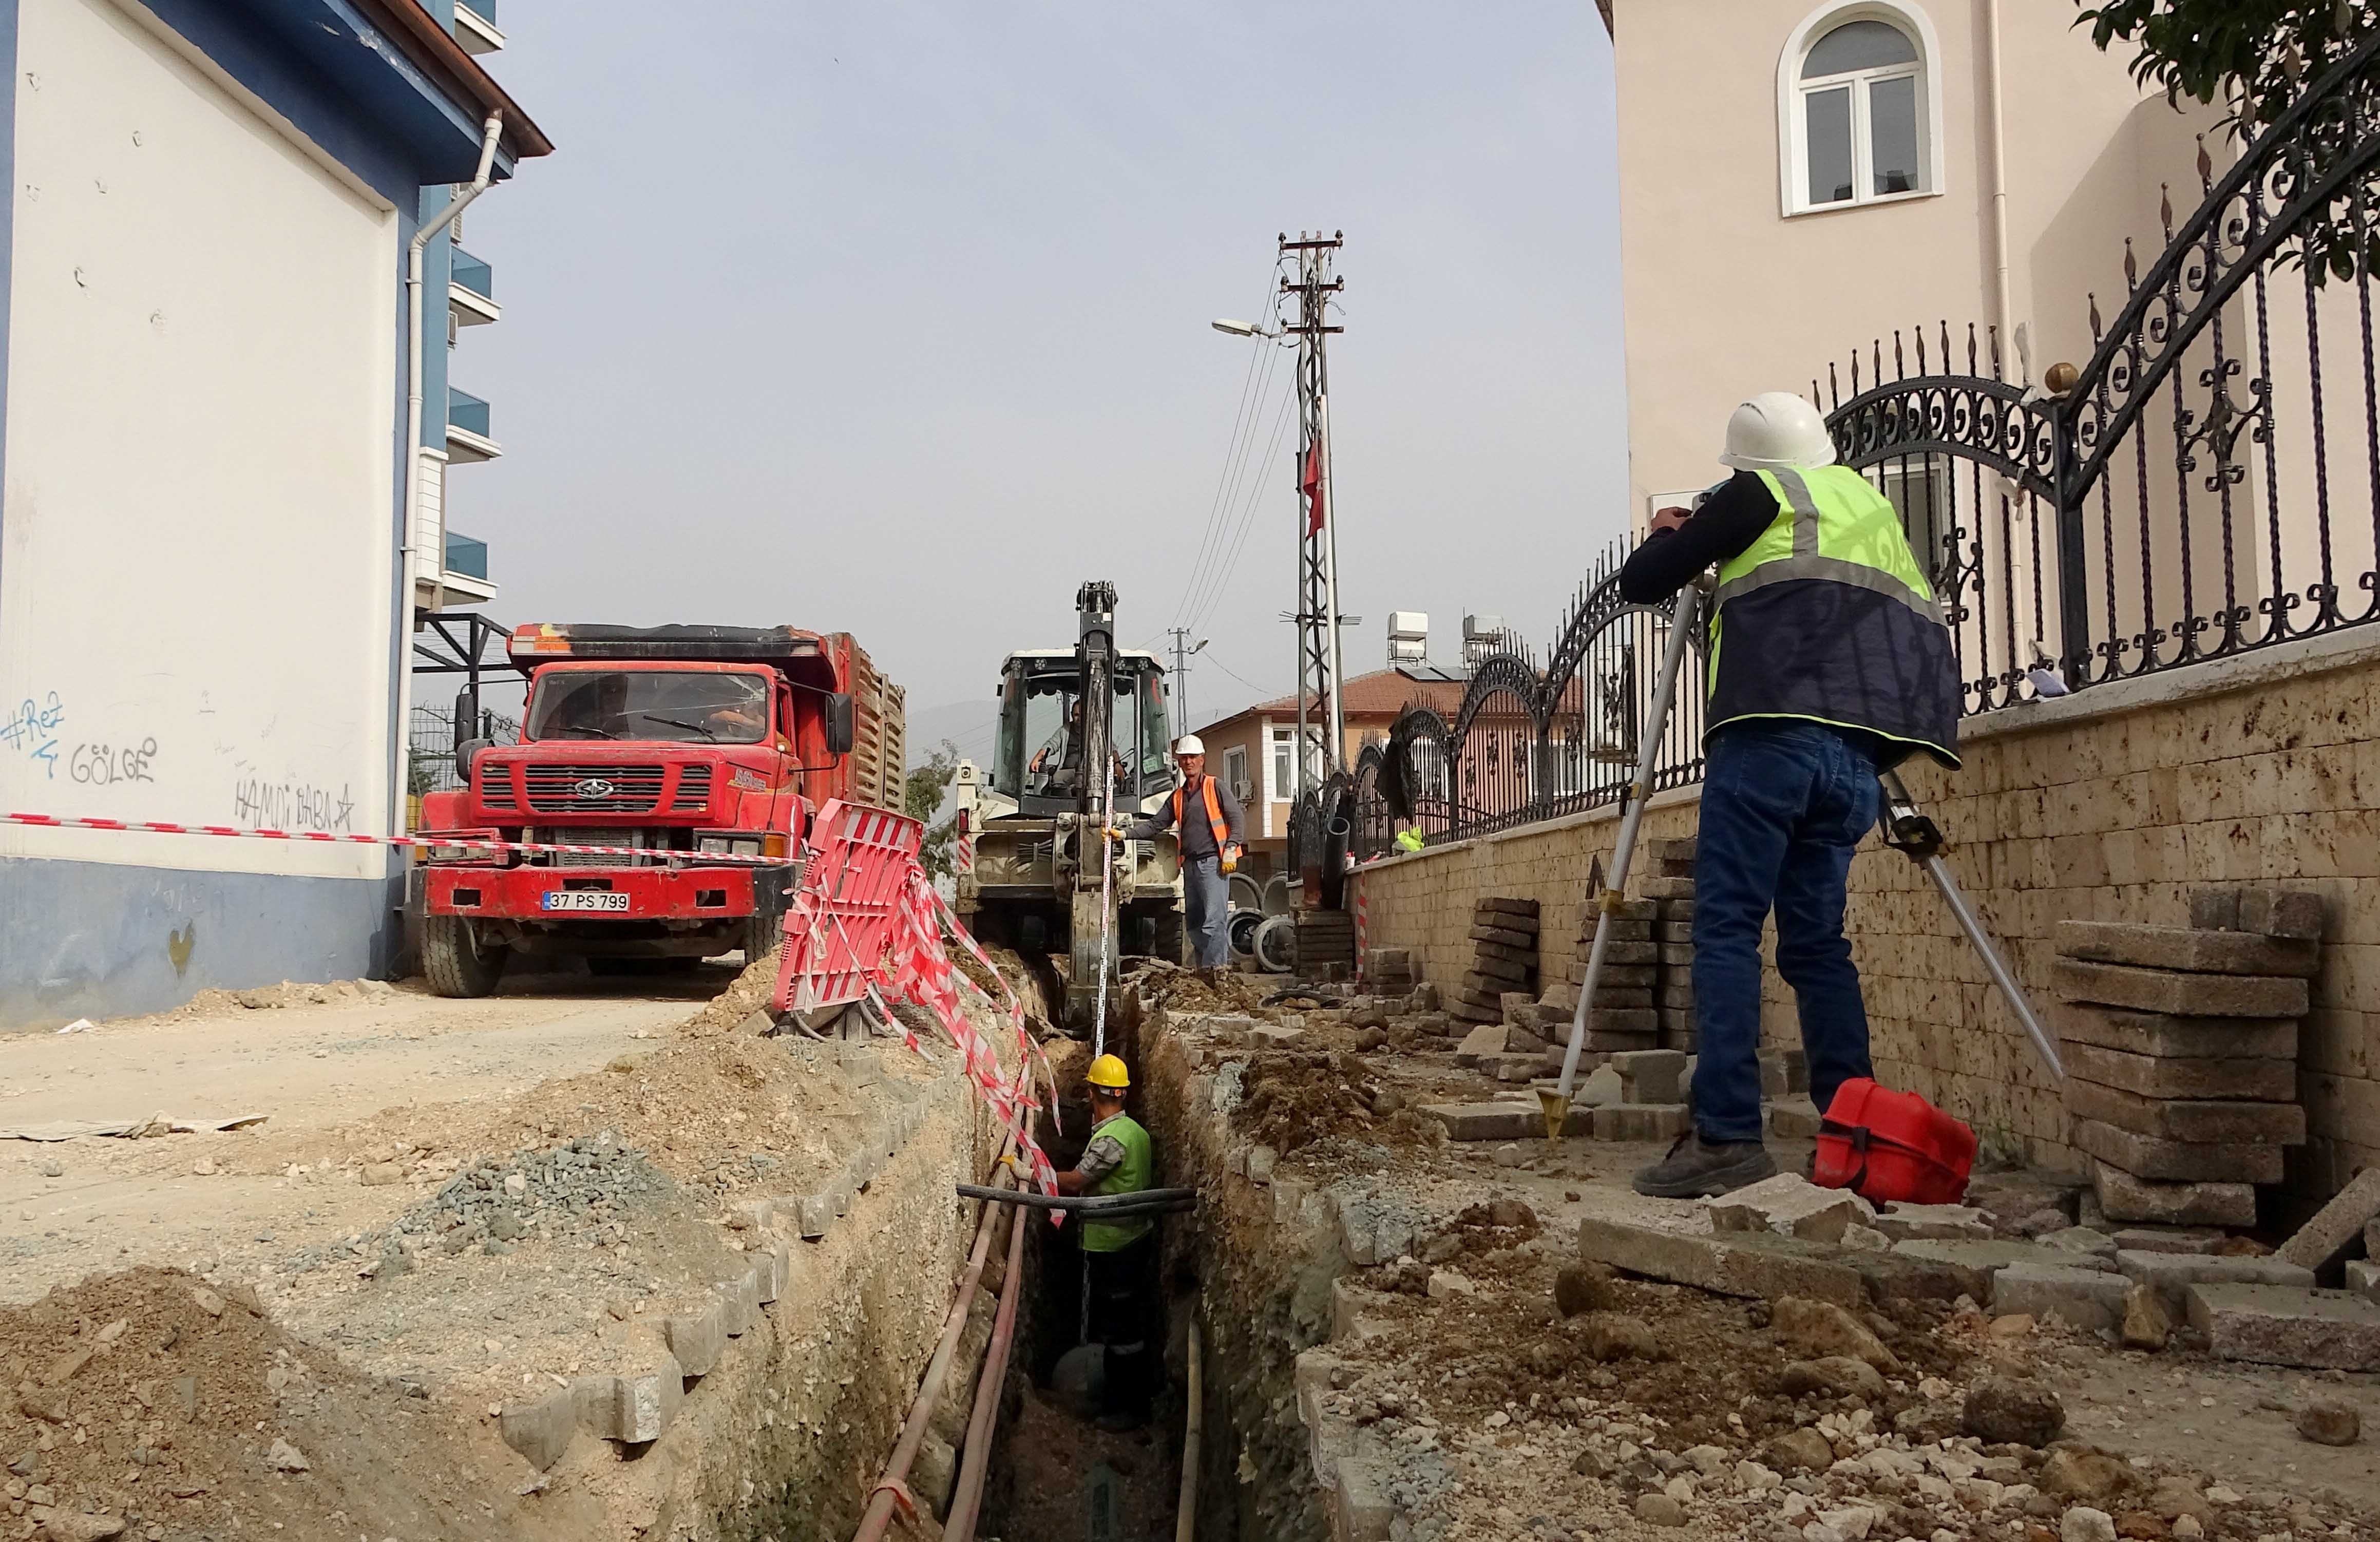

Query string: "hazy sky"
[[462, 3, 1628, 758]]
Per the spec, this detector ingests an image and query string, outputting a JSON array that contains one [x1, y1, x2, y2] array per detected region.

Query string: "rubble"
[[2186, 1282, 2380, 1369], [2276, 1165, 2380, 1271], [1708, 1173, 1878, 1244]]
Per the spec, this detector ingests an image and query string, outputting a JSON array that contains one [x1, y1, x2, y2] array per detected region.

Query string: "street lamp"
[[1210, 317, 1280, 338]]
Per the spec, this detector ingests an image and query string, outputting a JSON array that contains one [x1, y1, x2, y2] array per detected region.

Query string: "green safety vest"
[[1080, 1112, 1154, 1253], [1706, 465, 1961, 768]]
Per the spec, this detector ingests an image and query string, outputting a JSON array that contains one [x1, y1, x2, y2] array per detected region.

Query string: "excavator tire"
[[1152, 906, 1187, 967], [424, 914, 507, 999]]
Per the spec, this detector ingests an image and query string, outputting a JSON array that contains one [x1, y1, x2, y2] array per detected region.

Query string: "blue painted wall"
[[0, 858, 396, 1030]]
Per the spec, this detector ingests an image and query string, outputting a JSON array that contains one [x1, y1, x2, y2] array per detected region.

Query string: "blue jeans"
[[1689, 721, 1882, 1144], [1183, 854, 1229, 967]]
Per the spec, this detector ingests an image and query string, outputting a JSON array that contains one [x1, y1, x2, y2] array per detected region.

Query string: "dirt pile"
[[1233, 1050, 1445, 1157], [0, 1267, 587, 1541], [676, 948, 779, 1037]]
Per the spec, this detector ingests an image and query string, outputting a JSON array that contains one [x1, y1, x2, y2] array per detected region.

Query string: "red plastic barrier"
[[1812, 1077, 1976, 1205], [772, 800, 925, 1015]]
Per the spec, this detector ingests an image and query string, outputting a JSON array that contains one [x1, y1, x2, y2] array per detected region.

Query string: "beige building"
[[1611, 1, 2210, 522]]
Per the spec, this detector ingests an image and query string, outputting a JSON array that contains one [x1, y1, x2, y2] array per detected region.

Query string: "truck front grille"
[[524, 764, 666, 814], [541, 827, 653, 868], [670, 765, 714, 811]]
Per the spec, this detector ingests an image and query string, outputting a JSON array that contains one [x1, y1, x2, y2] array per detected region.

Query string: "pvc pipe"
[[392, 113, 503, 834], [851, 1124, 1024, 1542], [942, 1152, 1031, 1542], [1174, 1313, 1203, 1542], [956, 1184, 1197, 1212]]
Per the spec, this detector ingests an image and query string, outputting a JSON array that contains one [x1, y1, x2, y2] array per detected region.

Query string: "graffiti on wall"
[[70, 737, 160, 786], [2, 692, 66, 779], [230, 777, 355, 833]]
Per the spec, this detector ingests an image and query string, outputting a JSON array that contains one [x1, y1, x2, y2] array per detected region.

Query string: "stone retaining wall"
[[1353, 632, 2380, 1212]]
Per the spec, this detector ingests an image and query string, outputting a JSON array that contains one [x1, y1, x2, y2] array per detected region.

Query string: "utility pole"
[[1165, 626, 1207, 733], [1280, 231, 1346, 816]]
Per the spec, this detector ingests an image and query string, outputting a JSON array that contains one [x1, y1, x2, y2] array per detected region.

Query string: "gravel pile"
[[286, 1133, 676, 1277]]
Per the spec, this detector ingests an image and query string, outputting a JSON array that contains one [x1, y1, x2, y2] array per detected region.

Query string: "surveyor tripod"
[[1539, 574, 2065, 1142]]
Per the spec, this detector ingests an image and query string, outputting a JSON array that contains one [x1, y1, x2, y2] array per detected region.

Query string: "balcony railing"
[[443, 530, 488, 581], [448, 389, 490, 440], [450, 248, 492, 299]]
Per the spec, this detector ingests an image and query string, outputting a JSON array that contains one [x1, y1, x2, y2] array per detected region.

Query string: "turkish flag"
[[1300, 440, 1324, 535]]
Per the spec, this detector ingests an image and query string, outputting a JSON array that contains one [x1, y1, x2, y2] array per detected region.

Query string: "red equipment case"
[[1812, 1078, 1976, 1205]]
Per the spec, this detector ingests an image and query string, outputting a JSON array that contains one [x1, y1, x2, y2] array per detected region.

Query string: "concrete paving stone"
[[2052, 960, 2308, 1019], [1502, 1022, 1550, 1054], [1591, 987, 1656, 1010], [731, 1198, 776, 1234], [2110, 1227, 2227, 1254], [2347, 1260, 2380, 1302], [1251, 1022, 1306, 1046], [1473, 941, 1536, 969], [2072, 1118, 2285, 1185], [611, 1354, 684, 1443], [1655, 897, 1696, 920], [2065, 1081, 2307, 1146], [1333, 1456, 1395, 1541], [1889, 1239, 2118, 1301], [498, 1386, 578, 1470], [2054, 920, 2321, 977], [1581, 1007, 1659, 1034], [715, 1271, 763, 1336], [1583, 939, 1659, 965], [2278, 1167, 2380, 1270], [1493, 1053, 1549, 1083], [1873, 1204, 1994, 1241], [1576, 1216, 1868, 1307], [2116, 1249, 2314, 1314], [1657, 943, 1698, 967], [1990, 1262, 2133, 1332], [794, 1193, 833, 1240], [1708, 1173, 1876, 1244], [663, 1302, 728, 1376], [2236, 887, 2326, 940], [1757, 1049, 1809, 1098], [1611, 1048, 1687, 1100], [1499, 992, 1540, 1025], [2063, 1044, 2298, 1102], [753, 1241, 791, 1303], [2057, 1005, 2301, 1059], [1421, 1101, 1590, 1140], [2186, 1282, 2380, 1369], [1768, 1095, 1823, 1140], [1477, 897, 1540, 919], [1592, 1103, 1691, 1142], [1657, 921, 1697, 944], [1639, 875, 1697, 900], [831, 1177, 855, 1217], [1454, 1022, 1509, 1066], [2092, 1164, 2257, 1227], [1657, 983, 1696, 1010]]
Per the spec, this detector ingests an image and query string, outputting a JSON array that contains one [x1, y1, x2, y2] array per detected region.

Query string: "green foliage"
[[904, 739, 962, 880], [2078, 0, 2366, 130], [2078, 0, 2380, 281]]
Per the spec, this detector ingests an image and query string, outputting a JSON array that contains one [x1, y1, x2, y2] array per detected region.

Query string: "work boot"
[[1630, 1133, 1779, 1198]]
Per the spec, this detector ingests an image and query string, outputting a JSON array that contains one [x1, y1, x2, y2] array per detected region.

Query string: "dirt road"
[[0, 967, 726, 1303]]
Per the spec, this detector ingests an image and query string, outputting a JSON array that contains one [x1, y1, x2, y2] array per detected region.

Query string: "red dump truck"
[[414, 623, 906, 997]]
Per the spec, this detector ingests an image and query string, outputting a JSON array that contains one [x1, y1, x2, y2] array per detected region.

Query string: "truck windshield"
[[524, 671, 770, 745], [995, 665, 1171, 801]]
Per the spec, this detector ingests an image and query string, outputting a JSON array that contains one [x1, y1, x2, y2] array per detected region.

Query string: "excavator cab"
[[957, 583, 1190, 1031]]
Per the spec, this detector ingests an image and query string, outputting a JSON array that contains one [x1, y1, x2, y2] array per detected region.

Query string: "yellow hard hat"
[[1086, 1054, 1131, 1090]]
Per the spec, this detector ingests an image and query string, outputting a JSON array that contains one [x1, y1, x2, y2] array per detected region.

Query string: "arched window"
[[1779, 4, 1942, 216]]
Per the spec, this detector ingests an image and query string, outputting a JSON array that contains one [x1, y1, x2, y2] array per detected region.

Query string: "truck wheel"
[[424, 915, 507, 998], [1152, 907, 1187, 967], [744, 910, 785, 966]]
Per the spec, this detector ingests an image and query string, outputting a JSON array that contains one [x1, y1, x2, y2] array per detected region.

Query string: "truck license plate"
[[542, 891, 630, 912]]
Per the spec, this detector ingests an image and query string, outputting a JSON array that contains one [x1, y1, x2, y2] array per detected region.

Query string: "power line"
[[1171, 270, 1289, 630], [1184, 382, 1299, 636], [1177, 337, 1288, 630]]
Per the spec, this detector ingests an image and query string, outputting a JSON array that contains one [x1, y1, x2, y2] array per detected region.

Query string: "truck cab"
[[414, 623, 901, 997]]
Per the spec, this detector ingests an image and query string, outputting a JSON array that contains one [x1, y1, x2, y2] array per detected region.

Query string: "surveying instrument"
[[1536, 569, 2067, 1145]]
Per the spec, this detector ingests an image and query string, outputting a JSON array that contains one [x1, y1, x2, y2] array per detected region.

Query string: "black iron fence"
[[1340, 30, 2380, 862], [407, 703, 519, 798]]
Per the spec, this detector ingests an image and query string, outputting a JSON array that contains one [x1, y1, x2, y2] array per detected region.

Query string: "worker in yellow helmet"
[[1054, 1053, 1157, 1430]]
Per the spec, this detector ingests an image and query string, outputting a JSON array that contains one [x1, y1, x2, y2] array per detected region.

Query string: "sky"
[[460, 2, 1629, 764]]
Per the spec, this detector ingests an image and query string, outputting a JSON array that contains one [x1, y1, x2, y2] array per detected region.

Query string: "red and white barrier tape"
[[1, 811, 798, 867]]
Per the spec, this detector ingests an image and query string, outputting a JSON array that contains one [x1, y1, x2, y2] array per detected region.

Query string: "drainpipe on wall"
[[392, 112, 504, 839], [1983, 0, 2021, 388]]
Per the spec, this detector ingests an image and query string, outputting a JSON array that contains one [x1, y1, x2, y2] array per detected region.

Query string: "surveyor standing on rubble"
[[1053, 1053, 1159, 1430], [1615, 391, 1960, 1199], [1122, 734, 1243, 971]]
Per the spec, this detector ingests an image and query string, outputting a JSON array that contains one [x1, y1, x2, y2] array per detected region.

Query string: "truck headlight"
[[697, 832, 763, 856]]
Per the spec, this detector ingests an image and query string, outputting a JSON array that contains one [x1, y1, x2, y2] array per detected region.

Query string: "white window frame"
[[1224, 745, 1249, 802], [1777, 2, 1945, 219]]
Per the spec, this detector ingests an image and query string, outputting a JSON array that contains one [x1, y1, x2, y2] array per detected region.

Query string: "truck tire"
[[1152, 906, 1187, 967], [744, 911, 784, 966], [424, 915, 507, 998]]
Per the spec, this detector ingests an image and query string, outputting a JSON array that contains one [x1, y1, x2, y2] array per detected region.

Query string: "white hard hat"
[[1174, 734, 1206, 756], [1720, 392, 1837, 472]]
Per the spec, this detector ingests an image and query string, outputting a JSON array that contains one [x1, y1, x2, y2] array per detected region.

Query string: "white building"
[[0, 0, 549, 1027]]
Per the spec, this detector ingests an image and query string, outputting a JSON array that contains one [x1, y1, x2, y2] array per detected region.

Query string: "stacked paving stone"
[[1642, 836, 1700, 1051], [1450, 898, 1539, 1026], [2052, 886, 2324, 1229], [1363, 946, 1418, 996], [1532, 860, 1660, 1056]]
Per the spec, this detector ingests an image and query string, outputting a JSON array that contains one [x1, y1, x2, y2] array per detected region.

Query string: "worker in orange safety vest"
[[1126, 734, 1243, 972]]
